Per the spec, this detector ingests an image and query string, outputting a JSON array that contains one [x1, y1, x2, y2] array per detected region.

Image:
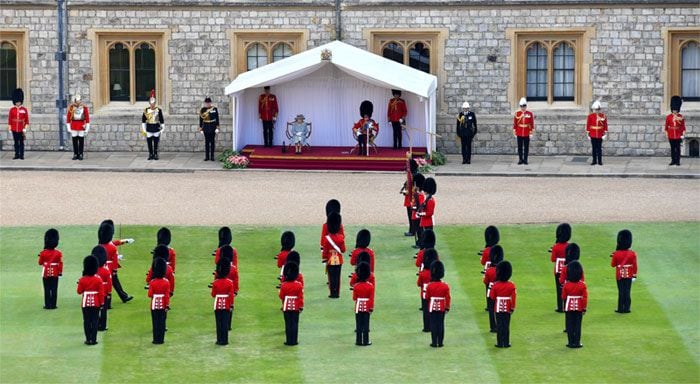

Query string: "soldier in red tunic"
[[212, 258, 235, 345], [550, 223, 571, 313], [387, 89, 408, 149], [66, 93, 90, 160], [352, 101, 379, 156], [258, 86, 279, 147], [147, 245, 176, 298], [513, 97, 534, 165], [665, 96, 686, 166], [586, 100, 608, 165], [611, 229, 637, 313], [76, 255, 103, 345], [414, 229, 436, 271], [562, 260, 587, 348], [350, 229, 375, 272], [276, 231, 295, 279], [349, 251, 374, 289], [425, 260, 450, 348], [98, 220, 134, 303], [401, 158, 419, 236], [218, 246, 239, 331], [8, 88, 29, 160], [417, 248, 438, 333], [479, 225, 500, 274], [281, 251, 304, 288], [416, 177, 437, 248], [91, 246, 112, 332], [490, 261, 516, 348], [559, 243, 583, 333], [483, 245, 504, 333], [279, 262, 304, 346], [410, 174, 426, 248], [353, 262, 375, 346], [320, 199, 344, 249], [156, 227, 176, 272], [322, 212, 346, 298], [148, 257, 170, 344], [38, 228, 62, 309]]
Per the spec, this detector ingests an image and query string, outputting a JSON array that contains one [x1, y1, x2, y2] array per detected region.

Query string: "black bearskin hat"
[[91, 245, 107, 267], [153, 244, 170, 262], [220, 245, 235, 264], [12, 88, 24, 105], [82, 255, 98, 276], [616, 229, 632, 251], [360, 100, 373, 118], [325, 199, 341, 216], [496, 260, 512, 282], [566, 260, 583, 283], [670, 95, 682, 112], [356, 229, 371, 248], [565, 243, 580, 264], [327, 212, 342, 234], [152, 257, 167, 279], [98, 222, 114, 244], [157, 227, 171, 246], [430, 260, 445, 281], [216, 257, 230, 279], [484, 226, 500, 247], [100, 219, 115, 227], [556, 223, 572, 243], [413, 173, 425, 190], [356, 251, 371, 265], [423, 248, 439, 270], [44, 228, 59, 250], [421, 229, 436, 249], [392, 89, 402, 97], [489, 245, 504, 265], [284, 261, 299, 282], [218, 227, 232, 247], [422, 177, 437, 195], [409, 158, 418, 174], [281, 231, 295, 251], [357, 262, 371, 282], [287, 250, 300, 266]]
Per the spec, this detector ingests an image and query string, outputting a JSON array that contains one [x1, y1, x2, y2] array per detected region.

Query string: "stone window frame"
[[664, 28, 700, 111], [228, 30, 309, 77], [366, 29, 447, 78], [0, 29, 29, 109]]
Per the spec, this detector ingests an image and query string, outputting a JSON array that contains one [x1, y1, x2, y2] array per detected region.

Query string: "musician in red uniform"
[[415, 229, 436, 271], [513, 97, 534, 165], [489, 261, 516, 348], [92, 246, 112, 332], [350, 229, 375, 272], [611, 229, 637, 313], [258, 86, 279, 147], [586, 100, 608, 165], [410, 174, 425, 248], [401, 158, 419, 236], [388, 89, 408, 149], [349, 251, 374, 289], [277, 231, 295, 279], [562, 261, 587, 348], [212, 258, 235, 345], [279, 262, 304, 346], [148, 258, 170, 344], [483, 245, 504, 333], [77, 255, 104, 345], [417, 248, 438, 333], [550, 223, 571, 313], [98, 220, 134, 303], [38, 228, 62, 309], [425, 260, 450, 348], [416, 177, 437, 248], [157, 227, 177, 272], [8, 88, 29, 160], [353, 262, 375, 346], [66, 93, 90, 160], [665, 96, 686, 166], [353, 100, 379, 156], [322, 212, 346, 298], [479, 225, 499, 274]]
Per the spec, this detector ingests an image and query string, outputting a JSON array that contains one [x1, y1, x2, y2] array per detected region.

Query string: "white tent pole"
[[231, 95, 237, 151]]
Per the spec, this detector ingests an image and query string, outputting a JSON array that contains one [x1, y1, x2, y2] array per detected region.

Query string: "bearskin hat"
[[357, 262, 371, 282], [421, 229, 436, 249], [566, 260, 583, 283], [100, 219, 114, 227], [91, 245, 108, 267], [44, 228, 59, 250], [82, 255, 98, 276], [430, 260, 445, 281], [216, 257, 231, 279], [287, 250, 301, 266], [281, 231, 295, 251], [489, 245, 504, 266], [565, 243, 580, 264], [422, 177, 437, 195], [325, 199, 341, 217], [220, 245, 235, 264], [413, 173, 426, 190], [98, 222, 114, 244], [360, 100, 374, 118], [484, 226, 500, 247], [356, 251, 371, 265], [152, 257, 167, 279], [284, 261, 299, 282], [218, 226, 232, 247], [356, 229, 371, 248], [409, 158, 419, 174], [392, 89, 402, 97], [616, 229, 633, 250], [157, 227, 171, 246], [496, 260, 512, 282], [153, 244, 170, 262], [423, 248, 439, 270], [556, 223, 572, 243], [670, 95, 682, 112], [327, 212, 342, 234], [12, 88, 24, 105]]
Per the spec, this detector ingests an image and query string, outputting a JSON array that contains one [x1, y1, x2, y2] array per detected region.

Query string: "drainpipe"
[[335, 0, 342, 41], [55, 0, 67, 149]]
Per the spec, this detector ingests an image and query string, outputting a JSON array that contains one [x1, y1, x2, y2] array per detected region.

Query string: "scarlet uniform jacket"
[[665, 113, 686, 140], [387, 97, 408, 123], [611, 249, 638, 280], [167, 247, 177, 272], [586, 112, 608, 139], [562, 280, 588, 312], [417, 269, 431, 299], [483, 266, 497, 296], [148, 278, 170, 310], [281, 272, 305, 287], [425, 281, 451, 312], [321, 233, 346, 264], [418, 196, 436, 228], [146, 265, 176, 295], [350, 247, 375, 271], [320, 223, 345, 247], [352, 281, 375, 312], [415, 248, 427, 269], [489, 281, 516, 313], [513, 110, 534, 137], [77, 275, 105, 308], [550, 242, 568, 274], [258, 94, 279, 121], [66, 104, 89, 131], [38, 249, 63, 278], [8, 105, 29, 132], [350, 272, 374, 288], [353, 118, 379, 136], [479, 246, 492, 269], [279, 280, 304, 311], [277, 250, 291, 269], [559, 266, 585, 285], [211, 277, 235, 309], [214, 247, 239, 269], [97, 266, 113, 296], [101, 242, 120, 272]]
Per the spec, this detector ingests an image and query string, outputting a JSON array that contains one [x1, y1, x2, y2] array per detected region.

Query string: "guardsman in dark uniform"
[[425, 260, 450, 348], [586, 100, 608, 165], [611, 229, 637, 313], [141, 90, 165, 160], [212, 258, 234, 345], [483, 245, 504, 333], [387, 89, 408, 149], [457, 102, 477, 164], [513, 97, 534, 165], [8, 88, 29, 160], [279, 261, 303, 346], [77, 255, 103, 345], [66, 93, 90, 160], [665, 96, 686, 166], [550, 223, 571, 313], [562, 260, 587, 348], [199, 97, 220, 161], [353, 262, 375, 346], [92, 246, 112, 332], [148, 257, 170, 344], [38, 228, 62, 309], [258, 86, 279, 147], [490, 261, 516, 348]]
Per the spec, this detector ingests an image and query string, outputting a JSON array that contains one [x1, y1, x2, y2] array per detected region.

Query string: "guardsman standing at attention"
[[38, 228, 62, 309], [513, 97, 534, 165], [479, 225, 500, 274], [92, 246, 112, 332], [258, 86, 279, 147], [425, 260, 450, 348], [562, 260, 587, 348], [611, 229, 637, 314], [416, 177, 437, 248], [353, 262, 375, 346], [550, 223, 571, 313], [279, 261, 304, 346], [212, 258, 235, 345], [387, 89, 408, 149], [322, 211, 346, 298], [141, 90, 165, 160], [77, 255, 103, 346], [490, 261, 516, 348], [8, 88, 29, 160], [199, 97, 220, 161], [148, 257, 170, 345], [456, 102, 477, 164], [665, 96, 686, 166], [66, 93, 90, 160], [586, 100, 608, 166], [483, 245, 504, 333]]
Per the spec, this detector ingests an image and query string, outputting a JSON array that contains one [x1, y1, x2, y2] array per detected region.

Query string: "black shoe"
[[598, 162, 603, 166], [210, 158, 216, 161], [422, 329, 430, 333], [490, 329, 497, 333], [503, 344, 511, 348], [555, 309, 564, 313], [78, 154, 83, 160], [494, 344, 503, 348], [152, 341, 163, 344], [12, 155, 19, 160], [591, 162, 597, 165], [411, 244, 420, 249], [19, 156, 24, 160], [98, 328, 107, 332], [148, 155, 154, 160], [205, 157, 210, 161], [72, 155, 78, 160], [430, 344, 438, 348], [676, 163, 681, 166], [669, 162, 675, 166], [284, 342, 298, 346], [517, 160, 523, 165], [438, 344, 444, 348], [404, 232, 414, 237], [123, 296, 134, 303], [523, 161, 528, 165], [364, 341, 372, 346], [462, 160, 467, 164], [466, 160, 470, 164], [154, 154, 159, 160], [563, 329, 568, 333]]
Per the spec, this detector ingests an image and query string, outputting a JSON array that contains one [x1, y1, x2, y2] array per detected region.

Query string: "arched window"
[[109, 42, 130, 101], [553, 43, 575, 101], [526, 43, 548, 101], [246, 43, 268, 70], [681, 41, 700, 101], [135, 43, 156, 101], [0, 41, 17, 100], [382, 42, 404, 64], [408, 42, 430, 73], [272, 43, 292, 63]]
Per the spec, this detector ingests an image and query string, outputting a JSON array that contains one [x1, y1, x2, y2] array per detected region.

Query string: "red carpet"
[[240, 145, 427, 171]]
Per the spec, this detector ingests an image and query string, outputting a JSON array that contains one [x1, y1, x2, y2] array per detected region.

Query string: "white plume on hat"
[[519, 97, 527, 106], [73, 93, 82, 102], [462, 102, 470, 109], [591, 100, 601, 110]]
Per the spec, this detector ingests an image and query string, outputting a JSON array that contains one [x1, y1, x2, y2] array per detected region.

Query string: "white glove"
[[85, 123, 90, 135], [199, 130, 204, 135], [159, 124, 165, 133], [215, 128, 220, 134], [602, 134, 607, 140], [681, 135, 685, 140], [123, 238, 135, 244], [141, 123, 147, 133], [587, 136, 591, 141], [66, 125, 73, 133], [400, 118, 404, 124], [631, 277, 636, 282], [272, 117, 277, 121], [117, 254, 124, 261], [529, 135, 533, 139]]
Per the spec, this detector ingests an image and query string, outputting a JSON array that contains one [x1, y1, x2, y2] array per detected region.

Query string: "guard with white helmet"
[[513, 97, 534, 165], [456, 101, 477, 164], [585, 100, 608, 165], [141, 89, 165, 160], [66, 93, 90, 160]]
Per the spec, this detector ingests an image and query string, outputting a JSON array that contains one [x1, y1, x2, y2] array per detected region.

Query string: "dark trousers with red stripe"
[[669, 139, 682, 164], [616, 278, 632, 312], [111, 271, 130, 302], [328, 265, 342, 298]]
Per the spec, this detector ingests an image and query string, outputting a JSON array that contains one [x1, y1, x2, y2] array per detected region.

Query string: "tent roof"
[[224, 40, 437, 98]]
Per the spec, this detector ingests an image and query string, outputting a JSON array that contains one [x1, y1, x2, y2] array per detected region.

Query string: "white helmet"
[[462, 102, 470, 109], [73, 93, 82, 103], [518, 97, 527, 107], [591, 100, 601, 110]]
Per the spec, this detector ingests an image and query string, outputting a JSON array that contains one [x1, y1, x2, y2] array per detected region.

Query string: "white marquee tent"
[[224, 40, 438, 153]]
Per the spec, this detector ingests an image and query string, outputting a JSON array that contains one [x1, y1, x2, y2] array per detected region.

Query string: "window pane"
[[135, 43, 156, 102], [382, 42, 404, 64], [109, 43, 130, 101], [682, 42, 700, 99], [408, 42, 430, 73], [272, 43, 292, 62], [0, 42, 17, 100], [526, 43, 547, 100], [246, 43, 268, 70], [553, 43, 575, 101]]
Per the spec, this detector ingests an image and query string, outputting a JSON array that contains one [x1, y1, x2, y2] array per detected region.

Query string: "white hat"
[[518, 97, 527, 106], [462, 102, 470, 109], [591, 100, 601, 110], [73, 93, 81, 102]]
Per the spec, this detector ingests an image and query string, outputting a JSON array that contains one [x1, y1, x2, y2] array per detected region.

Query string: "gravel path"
[[1, 170, 698, 226]]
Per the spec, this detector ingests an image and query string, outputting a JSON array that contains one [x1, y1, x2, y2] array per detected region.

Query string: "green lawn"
[[1, 223, 698, 383]]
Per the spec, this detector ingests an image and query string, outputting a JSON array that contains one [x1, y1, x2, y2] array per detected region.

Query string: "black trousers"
[[554, 274, 563, 312], [355, 312, 371, 345], [429, 311, 445, 346], [460, 135, 474, 163], [391, 121, 403, 149], [590, 138, 603, 164], [669, 139, 682, 164], [416, 225, 433, 248], [357, 134, 367, 155], [412, 219, 421, 245], [228, 306, 234, 331], [516, 136, 530, 163], [262, 120, 274, 147], [71, 136, 85, 156], [146, 136, 161, 157], [98, 294, 111, 331], [203, 131, 216, 159], [565, 311, 583, 346], [405, 207, 414, 234], [487, 297, 496, 331], [82, 307, 99, 343], [42, 277, 59, 309], [214, 309, 231, 345], [152, 309, 166, 344], [421, 298, 430, 331], [283, 310, 300, 345], [616, 278, 632, 312], [12, 131, 24, 158], [111, 271, 130, 302], [327, 265, 342, 298], [495, 312, 511, 347]]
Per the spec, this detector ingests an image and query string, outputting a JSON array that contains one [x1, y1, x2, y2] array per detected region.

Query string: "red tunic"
[[321, 232, 346, 264], [611, 249, 638, 280], [77, 275, 104, 308], [550, 242, 568, 274], [425, 281, 451, 312], [8, 105, 29, 132], [489, 281, 516, 313], [148, 278, 170, 310], [349, 247, 375, 271], [562, 280, 588, 312], [387, 97, 408, 122], [418, 196, 435, 228], [665, 113, 686, 140], [586, 112, 608, 139], [211, 278, 235, 309], [258, 94, 279, 121], [352, 118, 379, 137], [349, 272, 374, 288], [228, 264, 240, 294], [97, 266, 113, 297], [38, 249, 63, 278], [277, 250, 291, 269], [417, 269, 431, 299], [353, 281, 375, 312], [479, 246, 491, 268], [281, 272, 305, 287], [411, 194, 424, 221], [66, 104, 89, 131], [168, 248, 177, 272], [146, 265, 175, 294], [559, 266, 585, 285], [415, 248, 425, 269], [320, 223, 345, 246], [214, 247, 239, 269], [513, 110, 534, 137], [101, 242, 120, 272], [279, 280, 304, 311], [483, 266, 497, 297]]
